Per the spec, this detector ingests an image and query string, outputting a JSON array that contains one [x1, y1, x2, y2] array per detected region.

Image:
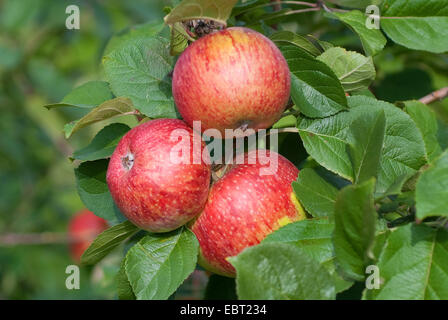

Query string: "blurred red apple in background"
[[69, 209, 108, 263], [172, 27, 291, 135], [106, 119, 211, 232], [191, 150, 306, 277]]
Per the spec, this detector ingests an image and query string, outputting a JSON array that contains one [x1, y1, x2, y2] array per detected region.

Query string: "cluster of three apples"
[[106, 27, 305, 276]]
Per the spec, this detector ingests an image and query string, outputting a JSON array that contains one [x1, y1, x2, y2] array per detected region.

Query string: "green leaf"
[[263, 219, 353, 293], [348, 109, 386, 184], [416, 151, 448, 220], [164, 0, 238, 25], [317, 47, 376, 93], [74, 160, 126, 224], [229, 243, 336, 299], [332, 10, 387, 56], [333, 179, 377, 281], [72, 123, 130, 161], [297, 96, 426, 193], [372, 220, 391, 261], [354, 99, 426, 194], [116, 259, 136, 300], [351, 88, 376, 98], [263, 219, 334, 257], [204, 275, 237, 300], [270, 31, 321, 57], [292, 168, 339, 218], [279, 45, 347, 118], [272, 114, 297, 129], [81, 221, 139, 266], [381, 174, 410, 197], [103, 37, 177, 119], [63, 97, 134, 139], [44, 81, 114, 109], [298, 114, 353, 181], [364, 224, 448, 300], [105, 22, 166, 55], [380, 0, 448, 53], [403, 101, 442, 163], [125, 227, 199, 300]]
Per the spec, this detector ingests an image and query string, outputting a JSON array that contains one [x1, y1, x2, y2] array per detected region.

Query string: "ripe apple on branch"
[[107, 119, 211, 233]]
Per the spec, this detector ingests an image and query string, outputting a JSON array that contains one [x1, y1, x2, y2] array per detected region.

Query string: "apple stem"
[[134, 110, 145, 122], [211, 163, 231, 183], [211, 171, 221, 183]]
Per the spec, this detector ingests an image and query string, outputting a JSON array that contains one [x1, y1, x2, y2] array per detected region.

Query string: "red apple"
[[69, 209, 108, 263], [190, 150, 306, 277], [172, 27, 291, 135], [106, 119, 211, 232]]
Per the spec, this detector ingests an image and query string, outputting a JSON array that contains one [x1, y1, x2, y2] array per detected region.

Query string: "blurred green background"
[[0, 0, 447, 299]]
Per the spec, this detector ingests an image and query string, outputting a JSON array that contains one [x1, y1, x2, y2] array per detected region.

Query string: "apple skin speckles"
[[106, 119, 211, 233], [190, 150, 305, 277], [172, 27, 291, 135]]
